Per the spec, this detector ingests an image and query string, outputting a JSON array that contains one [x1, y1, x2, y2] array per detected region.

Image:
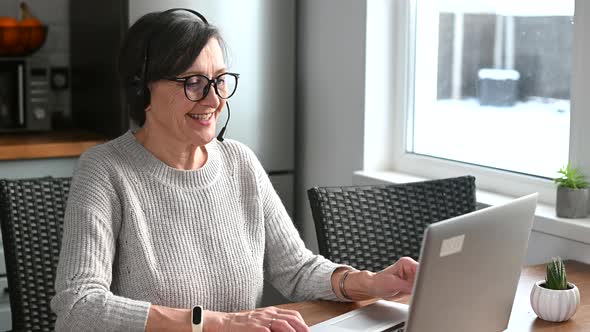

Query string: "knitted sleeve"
[[50, 150, 150, 331], [246, 151, 345, 302]]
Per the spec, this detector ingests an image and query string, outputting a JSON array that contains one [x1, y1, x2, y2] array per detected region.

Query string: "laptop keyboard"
[[382, 321, 406, 332]]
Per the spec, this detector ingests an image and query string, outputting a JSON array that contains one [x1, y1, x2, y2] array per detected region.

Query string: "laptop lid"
[[310, 193, 537, 332], [405, 193, 538, 332]]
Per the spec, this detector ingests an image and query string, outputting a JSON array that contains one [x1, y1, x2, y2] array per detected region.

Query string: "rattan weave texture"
[[307, 176, 476, 271], [0, 177, 70, 332]]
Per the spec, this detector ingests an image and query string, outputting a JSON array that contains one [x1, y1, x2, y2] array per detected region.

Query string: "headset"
[[129, 8, 231, 141], [133, 8, 208, 99]]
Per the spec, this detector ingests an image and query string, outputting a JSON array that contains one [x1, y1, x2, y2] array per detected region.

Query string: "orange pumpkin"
[[19, 2, 45, 51], [0, 17, 20, 54]]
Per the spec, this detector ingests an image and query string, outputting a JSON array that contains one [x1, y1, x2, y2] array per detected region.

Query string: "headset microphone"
[[216, 102, 231, 142]]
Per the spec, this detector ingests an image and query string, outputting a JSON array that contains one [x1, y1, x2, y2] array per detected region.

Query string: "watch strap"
[[191, 305, 203, 332]]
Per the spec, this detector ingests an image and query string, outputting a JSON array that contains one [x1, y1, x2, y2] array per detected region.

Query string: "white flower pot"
[[530, 280, 580, 322]]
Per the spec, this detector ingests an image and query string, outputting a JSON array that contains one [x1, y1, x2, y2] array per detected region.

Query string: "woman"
[[51, 8, 418, 332]]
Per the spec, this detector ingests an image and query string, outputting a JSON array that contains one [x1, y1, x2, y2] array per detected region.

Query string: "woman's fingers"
[[240, 307, 309, 332], [267, 318, 297, 332], [275, 308, 305, 322], [370, 257, 420, 299], [272, 311, 309, 331]]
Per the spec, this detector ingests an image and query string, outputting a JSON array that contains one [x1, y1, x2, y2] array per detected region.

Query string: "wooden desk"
[[278, 261, 590, 331]]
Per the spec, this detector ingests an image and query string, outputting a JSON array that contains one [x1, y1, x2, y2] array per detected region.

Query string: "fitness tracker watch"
[[191, 305, 203, 332]]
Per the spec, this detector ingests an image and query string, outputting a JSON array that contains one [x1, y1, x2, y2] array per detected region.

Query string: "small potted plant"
[[530, 257, 580, 322], [554, 164, 589, 218]]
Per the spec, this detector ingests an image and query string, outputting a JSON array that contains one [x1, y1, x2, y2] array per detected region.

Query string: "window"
[[380, 0, 590, 204], [410, 0, 573, 179]]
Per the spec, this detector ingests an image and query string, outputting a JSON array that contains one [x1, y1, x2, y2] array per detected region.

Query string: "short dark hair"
[[118, 10, 226, 126]]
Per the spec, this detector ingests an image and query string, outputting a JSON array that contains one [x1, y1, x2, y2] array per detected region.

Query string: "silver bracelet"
[[339, 269, 354, 301]]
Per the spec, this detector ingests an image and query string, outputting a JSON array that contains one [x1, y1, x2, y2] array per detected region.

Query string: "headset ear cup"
[[142, 87, 150, 109], [131, 75, 144, 96], [125, 75, 149, 113]]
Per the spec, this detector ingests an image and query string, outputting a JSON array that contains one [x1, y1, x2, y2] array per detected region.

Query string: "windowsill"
[[354, 170, 590, 246]]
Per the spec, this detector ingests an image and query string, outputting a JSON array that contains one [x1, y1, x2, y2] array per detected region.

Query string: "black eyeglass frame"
[[167, 72, 240, 102]]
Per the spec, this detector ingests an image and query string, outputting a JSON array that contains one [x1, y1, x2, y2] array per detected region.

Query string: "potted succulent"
[[554, 164, 589, 218], [530, 257, 580, 322]]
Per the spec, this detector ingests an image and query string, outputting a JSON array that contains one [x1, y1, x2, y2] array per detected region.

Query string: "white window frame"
[[386, 0, 590, 205]]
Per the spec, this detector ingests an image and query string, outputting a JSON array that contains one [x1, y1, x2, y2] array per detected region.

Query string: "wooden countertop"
[[0, 131, 107, 160], [279, 261, 590, 331]]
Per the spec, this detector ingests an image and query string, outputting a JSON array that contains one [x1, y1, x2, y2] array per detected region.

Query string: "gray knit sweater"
[[50, 131, 343, 331]]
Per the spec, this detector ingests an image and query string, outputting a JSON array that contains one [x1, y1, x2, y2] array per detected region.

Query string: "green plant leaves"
[[554, 163, 589, 189], [545, 257, 568, 290]]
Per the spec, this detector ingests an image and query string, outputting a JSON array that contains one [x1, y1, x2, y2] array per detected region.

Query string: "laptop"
[[311, 193, 538, 332]]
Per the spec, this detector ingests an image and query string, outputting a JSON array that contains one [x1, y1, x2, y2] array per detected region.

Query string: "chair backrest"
[[307, 176, 476, 271], [0, 177, 71, 332]]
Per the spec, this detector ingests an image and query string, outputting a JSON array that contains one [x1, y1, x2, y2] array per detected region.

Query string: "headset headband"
[[135, 8, 209, 98], [162, 8, 208, 24]]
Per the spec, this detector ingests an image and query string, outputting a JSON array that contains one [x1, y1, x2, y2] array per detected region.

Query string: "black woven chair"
[[307, 176, 476, 271], [0, 177, 71, 332]]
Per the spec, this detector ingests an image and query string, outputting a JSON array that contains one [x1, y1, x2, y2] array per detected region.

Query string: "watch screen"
[[192, 306, 203, 324]]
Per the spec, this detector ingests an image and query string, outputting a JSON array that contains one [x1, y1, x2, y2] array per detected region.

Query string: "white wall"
[[296, 0, 367, 252], [363, 0, 397, 172], [527, 231, 590, 265]]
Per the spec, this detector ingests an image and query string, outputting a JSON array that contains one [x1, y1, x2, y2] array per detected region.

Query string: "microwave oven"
[[0, 57, 55, 132]]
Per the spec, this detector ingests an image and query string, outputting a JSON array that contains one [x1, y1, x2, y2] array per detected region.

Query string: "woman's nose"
[[200, 84, 221, 107]]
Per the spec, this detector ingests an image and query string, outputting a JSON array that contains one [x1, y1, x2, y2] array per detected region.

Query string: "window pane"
[[409, 0, 574, 178]]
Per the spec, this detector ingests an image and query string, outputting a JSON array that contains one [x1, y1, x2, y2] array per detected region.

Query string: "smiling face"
[[144, 37, 226, 147]]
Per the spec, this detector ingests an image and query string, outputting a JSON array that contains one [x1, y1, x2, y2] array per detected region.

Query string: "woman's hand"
[[369, 256, 419, 300], [217, 306, 310, 332]]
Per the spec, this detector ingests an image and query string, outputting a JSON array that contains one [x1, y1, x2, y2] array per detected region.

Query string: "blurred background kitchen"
[[1, 0, 589, 331], [0, 1, 367, 330]]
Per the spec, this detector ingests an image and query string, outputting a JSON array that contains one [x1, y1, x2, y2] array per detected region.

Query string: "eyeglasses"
[[167, 72, 240, 102]]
